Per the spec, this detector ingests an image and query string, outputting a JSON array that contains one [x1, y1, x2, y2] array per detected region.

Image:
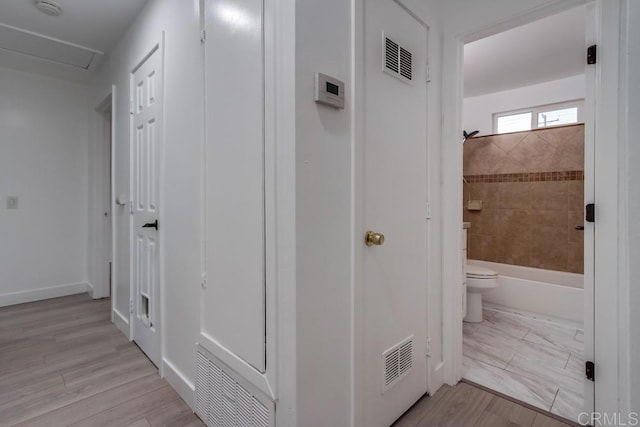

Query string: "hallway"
[[0, 294, 202, 426]]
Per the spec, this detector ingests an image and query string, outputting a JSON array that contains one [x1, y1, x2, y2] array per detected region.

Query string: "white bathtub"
[[468, 260, 584, 324]]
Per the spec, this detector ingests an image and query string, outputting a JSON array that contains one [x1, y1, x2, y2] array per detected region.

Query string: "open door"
[[130, 44, 163, 367]]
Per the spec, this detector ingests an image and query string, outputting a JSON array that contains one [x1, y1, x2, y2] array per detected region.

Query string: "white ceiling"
[[0, 0, 148, 81], [464, 5, 586, 98]]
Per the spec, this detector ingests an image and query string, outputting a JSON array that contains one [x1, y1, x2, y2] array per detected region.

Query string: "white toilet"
[[464, 263, 499, 323]]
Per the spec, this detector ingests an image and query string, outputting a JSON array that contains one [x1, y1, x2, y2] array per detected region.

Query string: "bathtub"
[[467, 260, 584, 324]]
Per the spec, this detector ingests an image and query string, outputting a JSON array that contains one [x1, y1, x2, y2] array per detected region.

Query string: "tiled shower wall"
[[463, 124, 584, 274]]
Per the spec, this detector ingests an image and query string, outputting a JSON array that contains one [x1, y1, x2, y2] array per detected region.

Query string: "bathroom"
[[460, 5, 589, 424]]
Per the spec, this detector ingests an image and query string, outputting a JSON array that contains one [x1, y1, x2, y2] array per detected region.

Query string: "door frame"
[[352, 0, 440, 425], [440, 0, 624, 418], [128, 35, 166, 373], [92, 89, 116, 302]]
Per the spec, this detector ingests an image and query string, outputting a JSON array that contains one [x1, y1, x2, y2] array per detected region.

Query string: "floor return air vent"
[[195, 345, 274, 427], [383, 335, 414, 392]]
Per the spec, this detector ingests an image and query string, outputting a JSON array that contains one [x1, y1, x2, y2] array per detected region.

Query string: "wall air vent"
[[382, 335, 414, 392], [0, 23, 103, 70], [195, 345, 274, 427], [383, 33, 413, 84]]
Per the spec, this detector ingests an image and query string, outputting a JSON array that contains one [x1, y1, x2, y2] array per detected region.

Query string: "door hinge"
[[200, 29, 206, 44], [586, 360, 595, 381], [587, 44, 597, 65], [426, 337, 431, 357], [129, 100, 134, 115], [585, 203, 595, 223], [129, 200, 134, 215], [201, 272, 207, 288], [426, 65, 431, 83], [426, 202, 432, 220], [129, 299, 133, 314]]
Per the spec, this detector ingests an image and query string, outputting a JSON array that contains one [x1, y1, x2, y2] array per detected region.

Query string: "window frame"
[[493, 99, 585, 134]]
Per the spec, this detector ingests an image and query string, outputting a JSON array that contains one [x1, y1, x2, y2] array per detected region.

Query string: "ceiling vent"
[[35, 1, 62, 16], [383, 33, 414, 85]]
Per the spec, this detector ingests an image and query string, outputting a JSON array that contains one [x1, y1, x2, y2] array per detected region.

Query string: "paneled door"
[[130, 45, 162, 367], [361, 1, 429, 426]]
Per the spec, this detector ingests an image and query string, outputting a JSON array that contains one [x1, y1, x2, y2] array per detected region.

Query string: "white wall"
[[89, 0, 203, 401], [0, 66, 89, 306], [464, 74, 585, 135], [295, 0, 352, 424]]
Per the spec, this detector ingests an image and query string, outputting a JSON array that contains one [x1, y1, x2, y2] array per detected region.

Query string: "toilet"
[[464, 263, 499, 323]]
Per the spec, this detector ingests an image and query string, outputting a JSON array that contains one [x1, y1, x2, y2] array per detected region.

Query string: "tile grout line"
[[549, 388, 560, 412]]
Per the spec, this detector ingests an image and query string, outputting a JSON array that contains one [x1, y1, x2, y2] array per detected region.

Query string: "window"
[[493, 100, 583, 134]]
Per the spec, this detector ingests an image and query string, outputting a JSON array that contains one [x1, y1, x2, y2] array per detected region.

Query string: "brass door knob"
[[365, 231, 385, 246]]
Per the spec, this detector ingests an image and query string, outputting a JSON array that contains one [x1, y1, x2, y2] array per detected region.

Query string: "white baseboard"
[[112, 309, 130, 338], [86, 282, 95, 299], [0, 282, 88, 307], [163, 358, 195, 409]]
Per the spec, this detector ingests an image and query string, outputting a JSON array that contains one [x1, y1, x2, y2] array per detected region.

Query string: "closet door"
[[203, 0, 266, 372]]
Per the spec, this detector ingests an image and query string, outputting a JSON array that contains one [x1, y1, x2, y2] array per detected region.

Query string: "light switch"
[[6, 196, 18, 209]]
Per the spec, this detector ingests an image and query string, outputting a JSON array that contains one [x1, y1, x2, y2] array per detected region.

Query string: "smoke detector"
[[35, 1, 62, 16]]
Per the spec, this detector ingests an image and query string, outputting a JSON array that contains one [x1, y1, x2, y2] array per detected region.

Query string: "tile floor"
[[463, 309, 584, 423]]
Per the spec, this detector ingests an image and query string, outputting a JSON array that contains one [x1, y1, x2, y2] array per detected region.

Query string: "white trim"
[[112, 308, 130, 338], [0, 283, 88, 307], [162, 357, 195, 409], [272, 0, 297, 423], [86, 282, 95, 299], [91, 89, 115, 301]]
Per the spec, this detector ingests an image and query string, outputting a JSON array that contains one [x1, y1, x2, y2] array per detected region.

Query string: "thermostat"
[[315, 72, 345, 109]]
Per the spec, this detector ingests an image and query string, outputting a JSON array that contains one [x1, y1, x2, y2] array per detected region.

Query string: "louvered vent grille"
[[385, 37, 399, 73], [383, 33, 414, 84], [399, 47, 412, 80], [382, 336, 414, 392], [195, 348, 273, 427]]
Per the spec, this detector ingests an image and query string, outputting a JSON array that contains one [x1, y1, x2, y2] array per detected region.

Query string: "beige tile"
[[567, 181, 584, 212], [469, 182, 500, 209], [568, 211, 584, 244], [531, 181, 568, 211], [508, 133, 553, 171], [499, 182, 531, 210], [530, 210, 568, 271], [469, 234, 500, 262], [492, 132, 528, 154], [465, 138, 508, 176], [467, 209, 501, 237], [491, 156, 528, 174], [567, 241, 584, 274], [498, 210, 531, 266]]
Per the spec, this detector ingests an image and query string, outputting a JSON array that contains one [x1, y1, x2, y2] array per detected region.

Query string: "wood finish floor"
[[394, 382, 577, 427], [1, 294, 576, 427], [0, 294, 204, 427]]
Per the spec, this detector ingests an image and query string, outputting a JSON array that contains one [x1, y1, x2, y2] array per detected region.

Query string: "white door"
[[362, 1, 429, 426], [130, 46, 162, 367]]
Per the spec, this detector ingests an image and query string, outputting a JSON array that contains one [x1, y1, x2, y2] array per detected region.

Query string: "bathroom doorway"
[[459, 5, 594, 424]]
